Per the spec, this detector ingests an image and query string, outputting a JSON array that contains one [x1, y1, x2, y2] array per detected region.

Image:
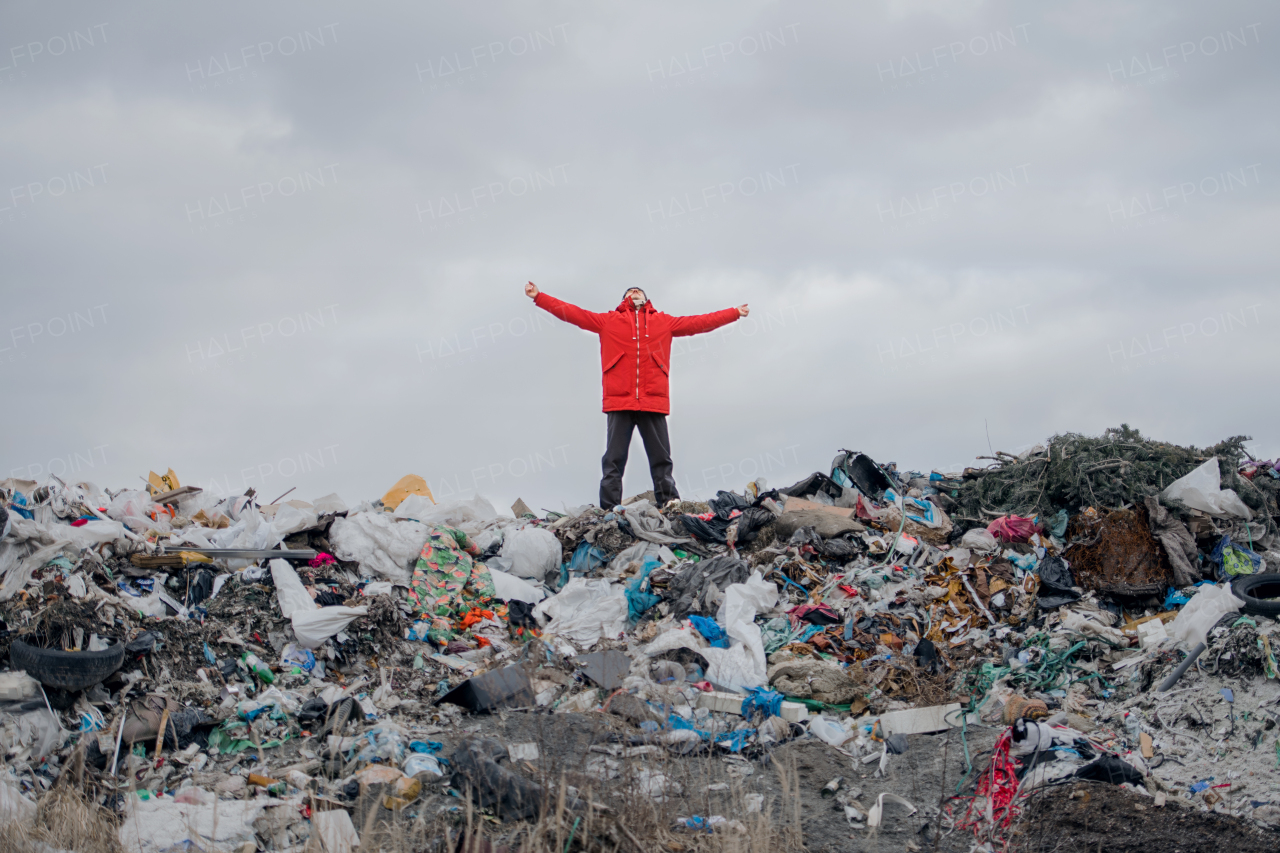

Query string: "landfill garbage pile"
[[1, 429, 1279, 853]]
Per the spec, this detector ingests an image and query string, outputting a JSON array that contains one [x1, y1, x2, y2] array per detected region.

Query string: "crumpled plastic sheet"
[[292, 606, 369, 649], [1168, 582, 1243, 648], [271, 558, 317, 620], [642, 572, 776, 692], [395, 494, 498, 530], [268, 503, 318, 536], [1161, 457, 1253, 519], [666, 554, 751, 619], [611, 539, 675, 572], [120, 795, 269, 853], [0, 779, 35, 831], [487, 566, 545, 604], [330, 512, 432, 581], [499, 526, 561, 580], [625, 558, 662, 623], [618, 499, 690, 545], [533, 578, 628, 648], [450, 736, 548, 820], [0, 516, 126, 600], [1144, 496, 1201, 587], [716, 571, 778, 688], [0, 701, 63, 760], [987, 514, 1039, 542]]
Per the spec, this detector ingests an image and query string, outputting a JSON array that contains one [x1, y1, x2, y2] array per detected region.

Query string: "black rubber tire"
[[1230, 573, 1280, 617], [8, 636, 125, 691]]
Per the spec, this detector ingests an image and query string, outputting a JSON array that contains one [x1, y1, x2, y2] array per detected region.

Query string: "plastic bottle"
[[1123, 711, 1141, 745], [241, 652, 275, 684]]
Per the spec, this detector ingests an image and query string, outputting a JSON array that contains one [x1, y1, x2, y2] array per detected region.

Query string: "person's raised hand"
[[737, 304, 750, 317], [525, 281, 539, 299]]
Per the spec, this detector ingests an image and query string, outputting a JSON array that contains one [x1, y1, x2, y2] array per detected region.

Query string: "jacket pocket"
[[602, 351, 628, 397], [643, 353, 670, 397]]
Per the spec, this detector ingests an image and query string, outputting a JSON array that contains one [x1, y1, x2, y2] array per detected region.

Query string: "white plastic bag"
[[313, 809, 360, 853], [209, 509, 285, 570], [270, 503, 318, 536], [120, 797, 266, 853], [396, 494, 498, 529], [487, 566, 546, 603], [1168, 582, 1243, 648], [270, 558, 317, 619], [960, 528, 998, 552], [292, 606, 368, 649], [1058, 609, 1126, 645], [638, 626, 761, 689], [312, 493, 348, 515], [1161, 458, 1253, 519], [809, 716, 850, 747], [533, 578, 628, 647], [714, 571, 778, 689], [107, 489, 156, 529], [330, 512, 431, 581], [866, 792, 916, 828], [701, 644, 767, 691], [393, 493, 438, 522], [500, 526, 561, 580], [0, 779, 35, 831]]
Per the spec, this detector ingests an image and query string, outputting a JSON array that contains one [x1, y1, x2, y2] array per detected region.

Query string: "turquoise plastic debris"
[[1049, 509, 1069, 539], [409, 740, 443, 754], [667, 714, 750, 752], [560, 541, 608, 588], [624, 557, 662, 623]]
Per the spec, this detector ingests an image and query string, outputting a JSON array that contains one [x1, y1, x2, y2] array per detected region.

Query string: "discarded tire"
[[1230, 573, 1280, 617], [8, 636, 125, 691]]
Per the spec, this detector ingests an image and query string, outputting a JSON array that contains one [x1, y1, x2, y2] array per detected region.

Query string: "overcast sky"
[[2, 1, 1276, 514]]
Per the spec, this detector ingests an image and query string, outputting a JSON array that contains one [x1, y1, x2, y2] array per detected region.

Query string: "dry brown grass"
[[0, 749, 124, 853], [333, 727, 807, 853]]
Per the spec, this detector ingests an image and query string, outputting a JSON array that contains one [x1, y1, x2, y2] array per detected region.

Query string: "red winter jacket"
[[534, 293, 740, 414]]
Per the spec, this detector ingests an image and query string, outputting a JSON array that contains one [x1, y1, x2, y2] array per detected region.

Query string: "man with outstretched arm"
[[525, 282, 748, 509]]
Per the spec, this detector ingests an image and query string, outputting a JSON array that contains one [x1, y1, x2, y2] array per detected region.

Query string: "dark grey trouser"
[[600, 411, 679, 509]]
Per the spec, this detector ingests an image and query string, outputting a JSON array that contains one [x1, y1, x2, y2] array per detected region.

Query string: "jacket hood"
[[615, 297, 656, 314]]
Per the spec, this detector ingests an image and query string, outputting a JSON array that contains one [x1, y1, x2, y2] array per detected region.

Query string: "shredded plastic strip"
[[949, 728, 1021, 850]]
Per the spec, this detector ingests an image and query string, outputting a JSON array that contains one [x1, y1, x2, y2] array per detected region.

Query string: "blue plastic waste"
[[1211, 535, 1262, 579], [741, 686, 783, 720], [688, 615, 729, 648]]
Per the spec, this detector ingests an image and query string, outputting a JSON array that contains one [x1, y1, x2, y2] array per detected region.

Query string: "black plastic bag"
[[778, 472, 844, 501], [820, 537, 861, 560], [913, 638, 941, 673], [125, 631, 164, 655], [680, 491, 775, 544], [314, 589, 346, 607], [505, 599, 537, 629], [1073, 754, 1144, 786], [666, 554, 751, 619], [450, 737, 545, 820], [184, 570, 214, 608], [1036, 555, 1081, 610]]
